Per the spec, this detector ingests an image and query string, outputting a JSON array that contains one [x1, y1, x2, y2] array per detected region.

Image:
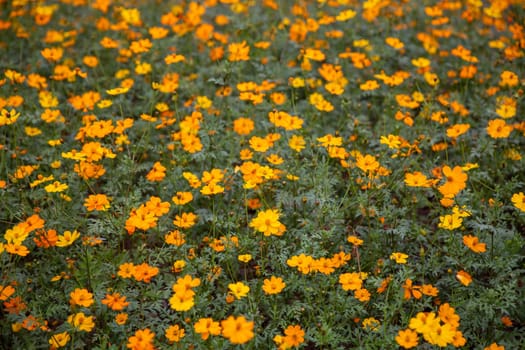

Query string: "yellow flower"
[[56, 230, 80, 247], [67, 312, 95, 332], [390, 252, 409, 264], [249, 209, 284, 236], [511, 192, 525, 212], [238, 254, 252, 263], [49, 332, 70, 348], [228, 282, 250, 299], [44, 181, 68, 193], [438, 214, 463, 230], [106, 87, 129, 95]]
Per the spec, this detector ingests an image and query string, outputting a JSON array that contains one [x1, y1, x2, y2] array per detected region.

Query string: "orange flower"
[[173, 212, 198, 229], [0, 285, 15, 301], [172, 192, 193, 205], [146, 162, 166, 182], [446, 123, 470, 138], [403, 279, 422, 299], [262, 276, 286, 295], [165, 324, 185, 343], [354, 288, 371, 302], [33, 229, 58, 248], [499, 70, 519, 87], [194, 318, 221, 340], [283, 325, 305, 347], [115, 313, 128, 325], [390, 252, 408, 264], [438, 166, 467, 198], [126, 328, 155, 350], [41, 47, 63, 62], [404, 171, 433, 187], [84, 194, 110, 211], [101, 292, 129, 311], [228, 41, 250, 62], [462, 235, 486, 253], [117, 263, 136, 279], [396, 329, 419, 349], [487, 119, 513, 138], [456, 270, 472, 286], [221, 315, 254, 344], [356, 154, 380, 174], [339, 272, 362, 291], [133, 262, 159, 283], [5, 243, 30, 256], [233, 117, 255, 135], [69, 288, 94, 308]]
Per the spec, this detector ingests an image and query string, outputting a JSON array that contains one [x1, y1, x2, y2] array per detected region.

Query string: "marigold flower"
[[499, 70, 519, 87], [425, 322, 456, 347], [165, 230, 186, 246], [238, 254, 252, 263]]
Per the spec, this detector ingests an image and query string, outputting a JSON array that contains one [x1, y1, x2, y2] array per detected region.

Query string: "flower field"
[[1, 0, 525, 349]]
